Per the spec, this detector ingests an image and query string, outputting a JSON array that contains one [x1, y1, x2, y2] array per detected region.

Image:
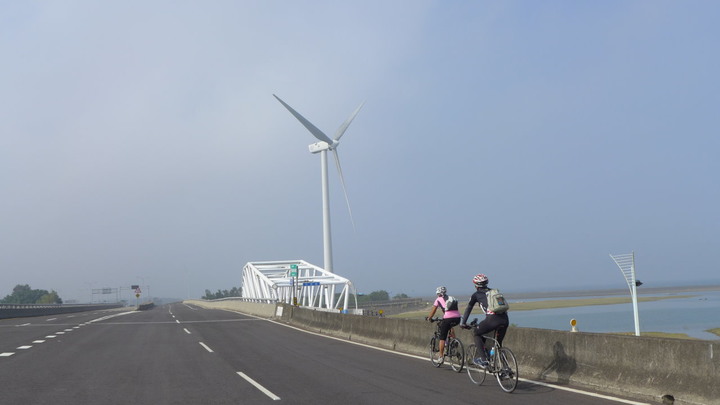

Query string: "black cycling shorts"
[[439, 317, 461, 340]]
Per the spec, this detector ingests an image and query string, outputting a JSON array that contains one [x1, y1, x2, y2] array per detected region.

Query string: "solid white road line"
[[87, 311, 138, 324], [520, 379, 649, 405], [236, 372, 281, 401], [213, 308, 650, 405], [262, 318, 651, 405], [199, 342, 214, 353]]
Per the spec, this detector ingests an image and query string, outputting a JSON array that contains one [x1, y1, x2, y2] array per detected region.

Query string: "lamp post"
[[610, 251, 642, 336], [137, 276, 145, 303]]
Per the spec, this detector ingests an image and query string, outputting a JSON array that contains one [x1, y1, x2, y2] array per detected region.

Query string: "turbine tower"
[[273, 94, 363, 274]]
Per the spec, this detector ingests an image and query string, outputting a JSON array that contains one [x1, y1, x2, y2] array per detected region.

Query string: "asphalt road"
[[0, 303, 650, 404]]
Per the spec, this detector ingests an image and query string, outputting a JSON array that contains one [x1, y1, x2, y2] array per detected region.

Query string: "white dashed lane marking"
[[4, 312, 139, 361], [237, 372, 281, 401]]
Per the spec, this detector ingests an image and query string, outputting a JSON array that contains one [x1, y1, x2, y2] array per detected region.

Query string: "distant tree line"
[[202, 286, 242, 300], [199, 287, 408, 303], [1, 284, 63, 304], [351, 290, 409, 304]]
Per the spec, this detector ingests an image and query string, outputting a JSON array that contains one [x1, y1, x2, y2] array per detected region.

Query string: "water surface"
[[507, 290, 720, 340]]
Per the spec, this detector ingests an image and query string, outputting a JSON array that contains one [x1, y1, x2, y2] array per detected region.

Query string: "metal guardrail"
[[0, 303, 123, 319], [0, 303, 112, 309], [203, 297, 278, 304]]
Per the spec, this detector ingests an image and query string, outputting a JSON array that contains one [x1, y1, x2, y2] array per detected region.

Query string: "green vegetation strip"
[[708, 328, 720, 338], [509, 295, 692, 311], [391, 295, 694, 319]]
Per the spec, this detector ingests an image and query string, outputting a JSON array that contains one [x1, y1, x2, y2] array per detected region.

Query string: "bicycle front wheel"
[[466, 344, 487, 385], [448, 338, 464, 372], [496, 347, 519, 393], [429, 337, 442, 367]]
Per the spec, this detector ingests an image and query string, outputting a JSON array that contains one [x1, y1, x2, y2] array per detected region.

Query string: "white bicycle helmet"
[[436, 286, 447, 295], [473, 273, 488, 286]]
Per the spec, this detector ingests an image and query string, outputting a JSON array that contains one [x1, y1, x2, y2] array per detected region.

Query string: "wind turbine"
[[273, 94, 364, 274]]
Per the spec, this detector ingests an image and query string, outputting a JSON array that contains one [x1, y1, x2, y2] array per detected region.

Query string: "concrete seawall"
[[187, 300, 719, 405], [507, 327, 718, 405]]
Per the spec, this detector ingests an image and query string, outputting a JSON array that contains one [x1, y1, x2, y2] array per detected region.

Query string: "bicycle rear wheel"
[[466, 344, 487, 385], [429, 337, 442, 367], [495, 347, 519, 393], [448, 338, 464, 372]]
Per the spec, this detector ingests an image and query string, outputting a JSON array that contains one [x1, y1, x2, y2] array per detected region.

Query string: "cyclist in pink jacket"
[[426, 286, 462, 362]]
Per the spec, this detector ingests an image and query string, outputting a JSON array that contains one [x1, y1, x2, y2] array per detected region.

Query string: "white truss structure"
[[241, 260, 356, 311]]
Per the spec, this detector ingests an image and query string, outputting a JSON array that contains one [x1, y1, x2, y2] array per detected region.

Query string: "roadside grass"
[[614, 332, 700, 339]]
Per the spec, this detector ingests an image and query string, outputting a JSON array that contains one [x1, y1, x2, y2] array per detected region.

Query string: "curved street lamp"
[[610, 251, 641, 336]]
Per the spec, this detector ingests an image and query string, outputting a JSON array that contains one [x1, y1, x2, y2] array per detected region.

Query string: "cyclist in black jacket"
[[460, 273, 509, 368]]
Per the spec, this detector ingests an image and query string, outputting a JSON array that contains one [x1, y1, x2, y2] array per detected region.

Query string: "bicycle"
[[428, 317, 464, 372], [463, 319, 518, 393]]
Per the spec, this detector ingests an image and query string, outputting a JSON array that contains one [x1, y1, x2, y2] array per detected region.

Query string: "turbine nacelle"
[[309, 141, 334, 154]]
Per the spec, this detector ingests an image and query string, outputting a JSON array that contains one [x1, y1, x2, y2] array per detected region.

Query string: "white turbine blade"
[[273, 94, 334, 145], [333, 101, 365, 141], [332, 150, 356, 231]]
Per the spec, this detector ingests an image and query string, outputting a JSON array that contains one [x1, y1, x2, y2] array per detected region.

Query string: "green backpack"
[[486, 288, 510, 314]]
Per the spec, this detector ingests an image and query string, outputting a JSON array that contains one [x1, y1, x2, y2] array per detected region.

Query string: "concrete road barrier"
[[506, 327, 719, 405]]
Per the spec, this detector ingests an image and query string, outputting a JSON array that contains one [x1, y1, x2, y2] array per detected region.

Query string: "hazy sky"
[[2, 1, 718, 302]]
